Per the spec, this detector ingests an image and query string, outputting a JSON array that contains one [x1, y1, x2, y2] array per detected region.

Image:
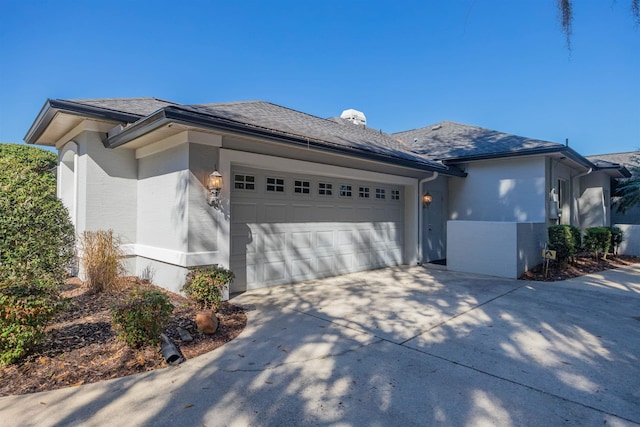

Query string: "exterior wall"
[[137, 143, 189, 254], [578, 172, 610, 228], [421, 176, 448, 262], [447, 220, 546, 279], [58, 141, 78, 227], [448, 157, 546, 223], [77, 131, 138, 243], [616, 224, 640, 256], [187, 143, 220, 254], [550, 160, 573, 225]]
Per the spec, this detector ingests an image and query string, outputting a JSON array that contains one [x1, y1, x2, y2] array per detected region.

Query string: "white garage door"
[[230, 166, 404, 292]]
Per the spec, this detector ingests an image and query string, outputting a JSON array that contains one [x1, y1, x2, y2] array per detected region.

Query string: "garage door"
[[230, 167, 404, 292]]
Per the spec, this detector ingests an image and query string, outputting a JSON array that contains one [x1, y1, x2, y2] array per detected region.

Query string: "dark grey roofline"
[[106, 106, 467, 177], [440, 146, 596, 170], [24, 99, 143, 144], [595, 164, 632, 178]]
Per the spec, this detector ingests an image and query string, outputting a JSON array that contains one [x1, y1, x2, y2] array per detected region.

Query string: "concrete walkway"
[[1, 265, 639, 426]]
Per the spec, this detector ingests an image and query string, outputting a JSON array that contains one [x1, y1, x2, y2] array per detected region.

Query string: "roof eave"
[[441, 146, 596, 170], [106, 106, 467, 177]]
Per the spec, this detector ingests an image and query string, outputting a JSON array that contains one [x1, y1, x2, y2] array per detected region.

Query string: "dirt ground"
[[519, 253, 640, 281], [0, 277, 246, 397]]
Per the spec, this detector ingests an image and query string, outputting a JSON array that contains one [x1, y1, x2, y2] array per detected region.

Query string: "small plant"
[[0, 272, 65, 365], [583, 227, 612, 260], [80, 230, 126, 293], [182, 265, 235, 311], [610, 226, 624, 256], [548, 225, 579, 265], [111, 289, 174, 348]]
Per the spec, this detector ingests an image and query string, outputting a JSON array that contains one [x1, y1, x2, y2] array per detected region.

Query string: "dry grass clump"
[[80, 230, 126, 293]]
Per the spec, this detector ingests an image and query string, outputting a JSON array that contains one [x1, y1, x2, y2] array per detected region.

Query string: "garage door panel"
[[231, 167, 404, 291]]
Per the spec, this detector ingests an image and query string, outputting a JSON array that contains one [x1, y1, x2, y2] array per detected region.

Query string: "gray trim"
[[441, 146, 596, 169]]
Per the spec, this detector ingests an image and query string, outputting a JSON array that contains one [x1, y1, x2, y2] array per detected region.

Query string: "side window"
[[391, 190, 400, 200], [266, 177, 285, 192], [340, 184, 352, 197], [375, 188, 385, 199], [359, 187, 370, 198], [234, 174, 255, 190], [294, 179, 310, 194], [318, 182, 333, 196]]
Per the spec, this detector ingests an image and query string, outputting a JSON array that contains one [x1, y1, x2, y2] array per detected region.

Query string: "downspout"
[[417, 172, 439, 264], [571, 167, 593, 227]]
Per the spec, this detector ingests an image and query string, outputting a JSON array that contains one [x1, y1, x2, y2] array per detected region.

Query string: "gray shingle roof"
[[393, 121, 562, 161], [586, 151, 639, 169], [179, 101, 442, 168], [68, 97, 178, 118]]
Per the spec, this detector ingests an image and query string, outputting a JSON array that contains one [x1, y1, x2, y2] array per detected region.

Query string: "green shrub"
[[0, 144, 74, 365], [584, 227, 612, 260], [0, 271, 65, 365], [182, 265, 235, 311], [610, 226, 624, 256], [0, 144, 75, 282], [548, 225, 579, 265], [568, 225, 582, 253], [111, 289, 174, 348], [80, 230, 126, 293]]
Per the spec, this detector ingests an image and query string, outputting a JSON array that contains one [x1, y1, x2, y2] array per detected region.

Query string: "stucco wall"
[[616, 224, 640, 256], [579, 172, 610, 228], [447, 220, 546, 279], [137, 143, 189, 253], [187, 144, 220, 254], [75, 132, 138, 243], [448, 157, 546, 223]]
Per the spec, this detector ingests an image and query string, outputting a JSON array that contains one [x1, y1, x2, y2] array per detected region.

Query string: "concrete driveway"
[[1, 265, 639, 426]]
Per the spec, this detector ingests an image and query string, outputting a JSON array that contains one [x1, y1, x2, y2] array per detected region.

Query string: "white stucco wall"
[[616, 224, 640, 256], [447, 220, 546, 279], [448, 157, 546, 223], [187, 143, 220, 254]]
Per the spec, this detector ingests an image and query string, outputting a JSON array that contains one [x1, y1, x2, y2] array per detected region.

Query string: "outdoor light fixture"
[[207, 170, 223, 208], [422, 192, 433, 208]]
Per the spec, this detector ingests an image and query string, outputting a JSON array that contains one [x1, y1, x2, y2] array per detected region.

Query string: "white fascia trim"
[[136, 131, 222, 159], [220, 148, 417, 185], [121, 244, 219, 267]]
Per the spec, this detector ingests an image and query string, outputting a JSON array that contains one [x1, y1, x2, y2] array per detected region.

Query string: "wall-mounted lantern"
[[207, 170, 223, 209], [422, 192, 433, 208]]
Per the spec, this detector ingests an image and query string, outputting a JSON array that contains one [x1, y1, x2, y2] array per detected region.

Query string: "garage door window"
[[318, 182, 333, 196], [266, 177, 285, 192], [375, 188, 386, 199], [340, 184, 352, 197], [294, 180, 311, 194], [359, 187, 370, 198], [235, 174, 255, 190], [391, 190, 400, 200]]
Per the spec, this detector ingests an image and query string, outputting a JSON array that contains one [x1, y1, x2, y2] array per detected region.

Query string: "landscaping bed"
[[519, 254, 640, 281], [0, 277, 246, 397]]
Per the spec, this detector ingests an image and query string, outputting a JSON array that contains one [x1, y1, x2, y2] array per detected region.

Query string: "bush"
[[0, 271, 65, 365], [80, 230, 126, 293], [610, 226, 624, 256], [0, 144, 74, 365], [0, 144, 75, 282], [182, 265, 235, 311], [568, 225, 582, 253], [584, 227, 612, 260], [111, 289, 174, 348], [548, 225, 579, 265]]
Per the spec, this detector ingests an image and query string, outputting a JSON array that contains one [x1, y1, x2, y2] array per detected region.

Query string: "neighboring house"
[[25, 98, 630, 289]]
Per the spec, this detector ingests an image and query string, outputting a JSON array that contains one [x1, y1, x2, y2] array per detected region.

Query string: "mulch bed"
[[0, 277, 246, 397], [519, 254, 640, 281]]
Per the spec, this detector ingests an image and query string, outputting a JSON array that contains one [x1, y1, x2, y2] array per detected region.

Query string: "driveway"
[[1, 265, 639, 426]]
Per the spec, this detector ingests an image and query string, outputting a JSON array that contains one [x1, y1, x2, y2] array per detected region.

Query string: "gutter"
[[417, 172, 439, 264], [106, 106, 468, 177]]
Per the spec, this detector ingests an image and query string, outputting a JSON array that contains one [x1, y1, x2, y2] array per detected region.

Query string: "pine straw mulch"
[[0, 277, 246, 397], [519, 253, 640, 281]]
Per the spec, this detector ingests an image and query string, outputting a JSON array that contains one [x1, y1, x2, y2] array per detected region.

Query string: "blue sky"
[[0, 0, 638, 156]]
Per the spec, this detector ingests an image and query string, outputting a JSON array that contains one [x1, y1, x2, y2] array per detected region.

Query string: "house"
[[24, 98, 630, 291]]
